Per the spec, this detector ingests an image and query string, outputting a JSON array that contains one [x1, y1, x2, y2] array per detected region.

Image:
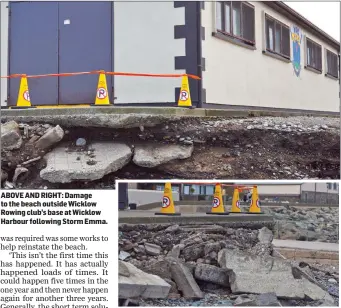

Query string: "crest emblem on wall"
[[291, 26, 302, 77]]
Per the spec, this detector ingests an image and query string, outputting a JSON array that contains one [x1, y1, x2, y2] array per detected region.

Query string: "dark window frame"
[[264, 13, 290, 60], [325, 48, 339, 79], [215, 1, 255, 47], [305, 37, 322, 72]]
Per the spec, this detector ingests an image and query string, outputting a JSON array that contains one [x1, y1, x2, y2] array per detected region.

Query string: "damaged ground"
[[1, 115, 340, 188], [118, 223, 339, 307]]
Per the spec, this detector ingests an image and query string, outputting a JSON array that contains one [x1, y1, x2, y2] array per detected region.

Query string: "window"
[[265, 14, 290, 59], [326, 49, 339, 78], [327, 183, 332, 190], [306, 38, 322, 72], [216, 1, 255, 45], [333, 183, 337, 190]]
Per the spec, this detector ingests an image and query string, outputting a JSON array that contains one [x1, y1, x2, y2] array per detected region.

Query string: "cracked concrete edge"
[[1, 106, 338, 121], [118, 215, 274, 226]]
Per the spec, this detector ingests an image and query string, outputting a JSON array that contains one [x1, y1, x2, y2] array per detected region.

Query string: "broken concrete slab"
[[218, 249, 305, 299], [169, 259, 204, 300], [119, 261, 171, 299], [300, 278, 335, 304], [34, 125, 64, 150], [144, 243, 161, 256], [133, 144, 194, 168], [258, 227, 274, 244], [194, 264, 230, 287], [1, 121, 23, 150], [119, 261, 130, 277], [218, 249, 334, 301], [40, 142, 132, 183]]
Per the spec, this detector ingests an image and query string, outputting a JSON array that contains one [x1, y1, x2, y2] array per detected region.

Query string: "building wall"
[[300, 191, 339, 204], [301, 182, 339, 194], [201, 2, 339, 112], [128, 189, 180, 206], [113, 2, 185, 104], [1, 2, 9, 106], [256, 184, 301, 195]]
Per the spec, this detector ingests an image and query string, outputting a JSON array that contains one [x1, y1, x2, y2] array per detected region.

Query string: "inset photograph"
[[118, 181, 339, 306]]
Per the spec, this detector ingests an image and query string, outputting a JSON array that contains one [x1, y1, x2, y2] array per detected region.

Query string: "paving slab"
[[40, 142, 132, 183], [273, 239, 339, 252]]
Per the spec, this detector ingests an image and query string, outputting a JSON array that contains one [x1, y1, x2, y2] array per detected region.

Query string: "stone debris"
[[119, 223, 338, 306], [1, 121, 23, 150], [194, 264, 230, 287], [145, 243, 162, 256], [34, 125, 64, 150], [133, 144, 194, 168]]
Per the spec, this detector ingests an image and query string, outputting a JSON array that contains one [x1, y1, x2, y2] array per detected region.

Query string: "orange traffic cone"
[[17, 75, 31, 107], [230, 188, 242, 213], [155, 183, 181, 216], [246, 186, 264, 214], [177, 75, 193, 108], [95, 70, 110, 105], [206, 183, 229, 215]]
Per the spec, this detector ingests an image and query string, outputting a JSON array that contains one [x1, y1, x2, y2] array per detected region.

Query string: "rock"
[[144, 243, 161, 256], [141, 260, 172, 280], [1, 169, 8, 182], [182, 243, 205, 261], [76, 138, 87, 147], [3, 181, 15, 189], [167, 244, 184, 259], [218, 249, 305, 298], [12, 166, 28, 185], [119, 261, 130, 277], [1, 121, 23, 150], [258, 227, 274, 244], [169, 259, 204, 300], [328, 278, 337, 283], [194, 264, 230, 287], [204, 242, 221, 255], [165, 224, 180, 233], [133, 144, 194, 168], [234, 295, 255, 306], [254, 293, 281, 306], [119, 261, 171, 299], [35, 125, 64, 150], [119, 251, 131, 261], [40, 142, 132, 183]]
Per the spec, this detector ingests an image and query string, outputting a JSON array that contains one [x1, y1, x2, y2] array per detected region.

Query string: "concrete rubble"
[[1, 120, 23, 150], [133, 144, 194, 168], [119, 261, 171, 299], [40, 142, 133, 183], [119, 224, 338, 306], [1, 114, 340, 188]]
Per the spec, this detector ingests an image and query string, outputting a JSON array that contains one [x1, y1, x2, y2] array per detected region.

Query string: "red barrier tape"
[[0, 71, 201, 80]]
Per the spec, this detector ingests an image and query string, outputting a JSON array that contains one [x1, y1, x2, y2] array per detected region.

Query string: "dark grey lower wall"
[[174, 1, 205, 106]]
